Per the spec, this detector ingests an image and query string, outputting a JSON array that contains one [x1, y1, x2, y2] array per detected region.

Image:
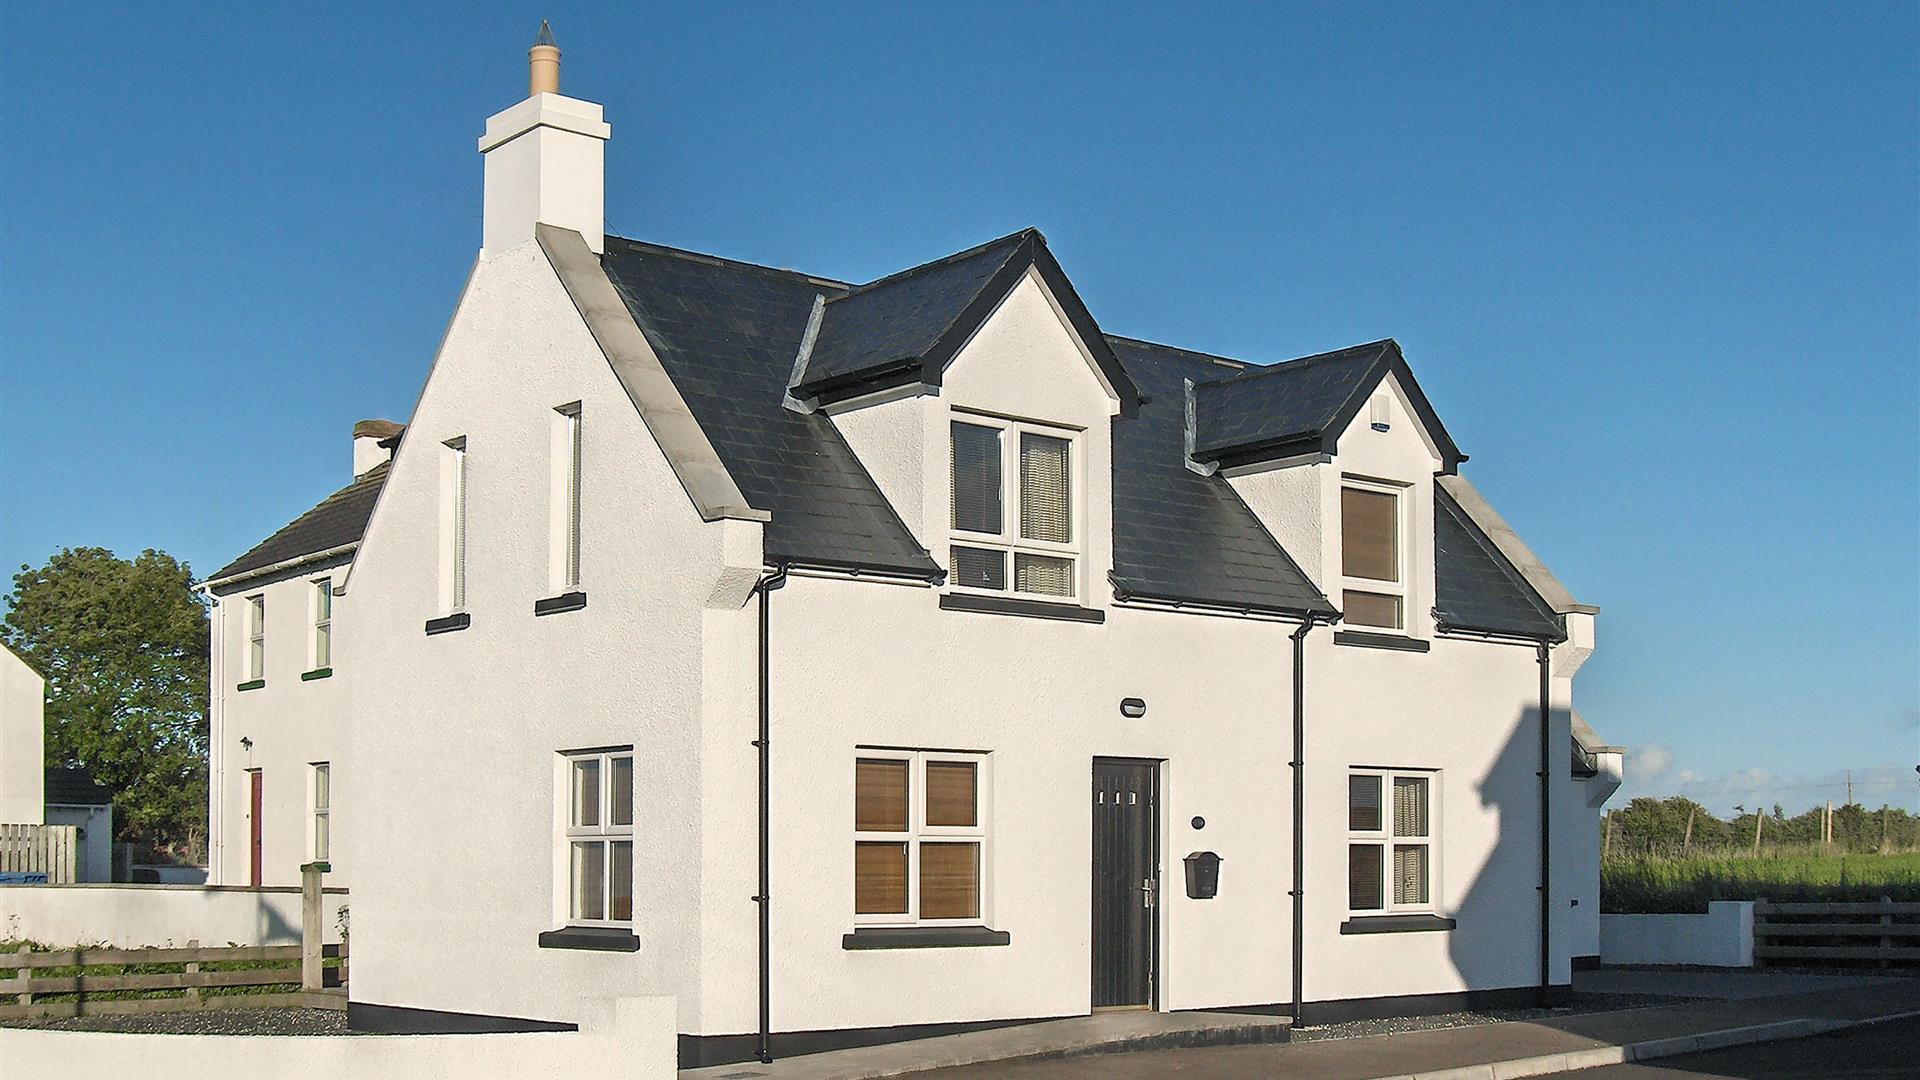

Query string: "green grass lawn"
[[1602, 850, 1920, 913]]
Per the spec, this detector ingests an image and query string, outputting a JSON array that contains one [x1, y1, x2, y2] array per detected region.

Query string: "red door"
[[247, 770, 264, 887]]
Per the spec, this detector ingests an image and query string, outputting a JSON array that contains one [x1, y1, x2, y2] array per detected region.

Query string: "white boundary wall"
[[0, 995, 675, 1079], [1600, 901, 1754, 967], [0, 883, 347, 947]]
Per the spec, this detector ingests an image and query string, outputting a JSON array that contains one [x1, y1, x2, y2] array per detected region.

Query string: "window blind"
[[1348, 774, 1382, 831], [925, 761, 977, 827], [1342, 590, 1402, 629], [951, 422, 1003, 534], [919, 842, 981, 919], [1392, 845, 1429, 905], [952, 546, 1007, 591], [1018, 433, 1071, 543], [1341, 487, 1398, 582], [1348, 844, 1383, 910], [1393, 776, 1429, 837], [1014, 553, 1074, 597], [855, 842, 907, 914], [855, 759, 909, 832]]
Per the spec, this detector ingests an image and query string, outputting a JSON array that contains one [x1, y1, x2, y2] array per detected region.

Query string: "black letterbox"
[[1183, 851, 1222, 899]]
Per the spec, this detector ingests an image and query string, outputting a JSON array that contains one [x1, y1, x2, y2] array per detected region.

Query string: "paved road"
[[1553, 1014, 1920, 1079]]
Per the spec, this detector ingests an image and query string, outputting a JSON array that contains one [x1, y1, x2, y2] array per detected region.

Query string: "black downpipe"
[[1289, 614, 1321, 1023], [1536, 640, 1552, 998], [752, 566, 788, 1064]]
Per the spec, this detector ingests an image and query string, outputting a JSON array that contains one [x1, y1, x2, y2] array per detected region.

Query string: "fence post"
[[1880, 895, 1893, 971], [14, 943, 31, 1007], [184, 938, 201, 1005], [300, 861, 328, 992]]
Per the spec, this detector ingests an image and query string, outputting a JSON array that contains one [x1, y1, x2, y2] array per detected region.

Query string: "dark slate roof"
[[1106, 336, 1337, 615], [798, 231, 1030, 394], [599, 239, 941, 576], [45, 765, 111, 806], [1433, 485, 1564, 641], [1192, 339, 1463, 471], [208, 462, 388, 585]]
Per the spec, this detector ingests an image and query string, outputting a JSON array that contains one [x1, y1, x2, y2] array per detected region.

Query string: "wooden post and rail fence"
[[0, 861, 344, 1020], [1753, 897, 1920, 967]]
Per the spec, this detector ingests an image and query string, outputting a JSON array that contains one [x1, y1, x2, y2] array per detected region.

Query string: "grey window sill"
[[939, 593, 1104, 624], [236, 679, 265, 692], [534, 591, 587, 616], [1333, 630, 1431, 653], [1339, 914, 1456, 934], [425, 612, 471, 636], [538, 926, 640, 952], [842, 926, 1011, 950]]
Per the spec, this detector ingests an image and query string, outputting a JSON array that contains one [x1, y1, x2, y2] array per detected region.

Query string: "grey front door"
[[1091, 758, 1157, 1008]]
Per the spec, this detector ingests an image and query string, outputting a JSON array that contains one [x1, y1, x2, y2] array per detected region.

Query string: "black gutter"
[[1536, 640, 1552, 998], [1288, 614, 1324, 1023], [751, 565, 789, 1064]]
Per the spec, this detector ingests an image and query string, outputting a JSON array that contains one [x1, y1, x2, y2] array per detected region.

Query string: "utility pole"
[[1753, 810, 1764, 857], [1824, 801, 1833, 850], [1682, 807, 1695, 857], [1847, 770, 1854, 807]]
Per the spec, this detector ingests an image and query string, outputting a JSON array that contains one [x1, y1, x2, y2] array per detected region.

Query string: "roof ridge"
[[1106, 333, 1256, 371], [1207, 338, 1395, 387], [829, 227, 1038, 301], [603, 234, 852, 290]]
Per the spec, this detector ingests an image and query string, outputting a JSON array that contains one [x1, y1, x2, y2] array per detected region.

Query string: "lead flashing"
[[537, 224, 771, 525]]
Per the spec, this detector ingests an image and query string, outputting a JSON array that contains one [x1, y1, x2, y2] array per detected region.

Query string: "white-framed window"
[[550, 402, 583, 592], [1348, 769, 1438, 914], [854, 749, 989, 926], [310, 762, 331, 862], [440, 436, 468, 612], [311, 579, 332, 670], [949, 413, 1078, 601], [562, 748, 634, 926], [1340, 478, 1408, 630], [245, 594, 266, 681]]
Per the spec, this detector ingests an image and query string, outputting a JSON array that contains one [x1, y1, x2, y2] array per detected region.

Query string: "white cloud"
[[1627, 743, 1673, 782]]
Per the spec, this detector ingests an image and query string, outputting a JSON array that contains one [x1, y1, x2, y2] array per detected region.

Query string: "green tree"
[[2, 548, 208, 850]]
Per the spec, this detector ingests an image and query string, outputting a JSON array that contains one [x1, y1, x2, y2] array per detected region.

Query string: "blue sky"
[[2, 3, 1914, 815]]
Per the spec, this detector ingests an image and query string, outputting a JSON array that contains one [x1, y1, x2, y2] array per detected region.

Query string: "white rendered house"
[[211, 31, 1620, 1067], [0, 644, 45, 826], [201, 420, 398, 888]]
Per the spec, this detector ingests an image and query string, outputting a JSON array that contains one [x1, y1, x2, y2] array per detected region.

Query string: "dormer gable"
[[1189, 339, 1463, 475], [789, 229, 1141, 417]]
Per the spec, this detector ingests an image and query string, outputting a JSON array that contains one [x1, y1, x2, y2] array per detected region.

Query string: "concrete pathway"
[[680, 1010, 1290, 1080], [684, 974, 1920, 1080], [1573, 965, 1910, 1001]]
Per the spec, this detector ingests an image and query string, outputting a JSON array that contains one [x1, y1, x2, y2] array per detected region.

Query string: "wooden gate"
[[0, 824, 79, 883]]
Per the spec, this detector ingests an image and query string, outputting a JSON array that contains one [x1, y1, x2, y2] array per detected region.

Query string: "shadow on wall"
[[1442, 694, 1565, 998]]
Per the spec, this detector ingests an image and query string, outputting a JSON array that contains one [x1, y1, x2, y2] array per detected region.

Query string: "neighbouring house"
[[198, 420, 397, 888], [42, 766, 113, 882], [213, 30, 1621, 1068], [0, 645, 45, 826]]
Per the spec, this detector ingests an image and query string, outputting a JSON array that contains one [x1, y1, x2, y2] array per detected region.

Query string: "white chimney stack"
[[478, 22, 610, 256]]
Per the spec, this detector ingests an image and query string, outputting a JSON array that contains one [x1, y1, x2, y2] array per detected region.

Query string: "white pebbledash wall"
[[1, 644, 45, 825], [208, 555, 354, 888]]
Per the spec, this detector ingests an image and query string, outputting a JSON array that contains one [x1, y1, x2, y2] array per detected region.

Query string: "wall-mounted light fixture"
[[240, 736, 253, 752], [1120, 697, 1147, 719]]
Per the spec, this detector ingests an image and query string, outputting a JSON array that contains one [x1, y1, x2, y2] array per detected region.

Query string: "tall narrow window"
[[245, 595, 266, 682], [563, 748, 634, 925], [311, 579, 332, 670], [854, 750, 988, 924], [1348, 768, 1437, 913], [1341, 482, 1405, 630], [949, 415, 1079, 601], [552, 403, 583, 592], [310, 762, 331, 863], [441, 437, 468, 612]]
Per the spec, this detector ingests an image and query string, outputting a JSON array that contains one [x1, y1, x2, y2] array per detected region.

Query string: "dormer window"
[[950, 416, 1078, 601], [1341, 481, 1406, 629]]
